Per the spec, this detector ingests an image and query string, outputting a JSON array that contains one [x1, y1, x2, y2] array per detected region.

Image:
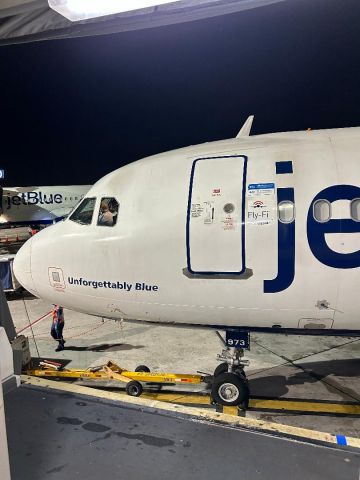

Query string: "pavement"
[[6, 291, 360, 437], [5, 382, 360, 480]]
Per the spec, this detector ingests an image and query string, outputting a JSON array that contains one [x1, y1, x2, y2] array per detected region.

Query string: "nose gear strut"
[[211, 331, 250, 408]]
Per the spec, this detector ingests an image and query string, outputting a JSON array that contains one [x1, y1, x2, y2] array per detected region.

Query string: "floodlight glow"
[[48, 0, 182, 21]]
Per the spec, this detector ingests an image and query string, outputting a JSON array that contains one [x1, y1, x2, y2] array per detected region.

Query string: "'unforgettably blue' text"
[[68, 277, 158, 292]]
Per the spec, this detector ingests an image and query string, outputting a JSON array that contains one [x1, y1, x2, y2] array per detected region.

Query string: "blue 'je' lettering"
[[262, 158, 360, 293]]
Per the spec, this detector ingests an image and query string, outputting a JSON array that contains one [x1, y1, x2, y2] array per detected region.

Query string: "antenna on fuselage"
[[236, 115, 254, 138]]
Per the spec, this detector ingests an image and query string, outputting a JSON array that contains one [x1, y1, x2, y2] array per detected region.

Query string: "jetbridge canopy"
[[0, 0, 286, 45]]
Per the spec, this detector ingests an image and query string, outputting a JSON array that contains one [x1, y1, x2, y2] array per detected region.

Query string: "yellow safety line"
[[223, 406, 239, 416], [26, 369, 360, 415], [122, 392, 360, 415], [107, 388, 360, 415], [21, 376, 360, 449], [27, 369, 360, 415], [249, 398, 360, 415]]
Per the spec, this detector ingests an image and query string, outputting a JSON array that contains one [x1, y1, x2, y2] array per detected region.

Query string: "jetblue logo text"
[[6, 192, 63, 209]]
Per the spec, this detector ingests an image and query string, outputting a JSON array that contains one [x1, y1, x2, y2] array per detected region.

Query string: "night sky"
[[0, 0, 360, 187]]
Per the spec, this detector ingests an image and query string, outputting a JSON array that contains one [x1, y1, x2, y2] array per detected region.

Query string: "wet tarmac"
[[5, 382, 360, 480]]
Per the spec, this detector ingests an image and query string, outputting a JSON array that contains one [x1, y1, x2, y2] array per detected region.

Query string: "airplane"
[[0, 185, 90, 227], [13, 118, 360, 405]]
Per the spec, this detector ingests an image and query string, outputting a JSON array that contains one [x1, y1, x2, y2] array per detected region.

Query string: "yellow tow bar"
[[25, 360, 205, 387]]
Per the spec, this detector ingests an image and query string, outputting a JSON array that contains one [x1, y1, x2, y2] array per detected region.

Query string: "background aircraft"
[[0, 185, 90, 227]]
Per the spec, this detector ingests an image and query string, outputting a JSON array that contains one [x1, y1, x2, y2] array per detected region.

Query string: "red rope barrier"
[[16, 311, 52, 334]]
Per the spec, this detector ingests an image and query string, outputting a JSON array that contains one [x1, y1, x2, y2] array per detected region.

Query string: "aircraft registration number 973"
[[225, 330, 250, 350]]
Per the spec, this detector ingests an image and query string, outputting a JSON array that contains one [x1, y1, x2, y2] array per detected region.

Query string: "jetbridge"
[[0, 282, 18, 480], [0, 0, 286, 45]]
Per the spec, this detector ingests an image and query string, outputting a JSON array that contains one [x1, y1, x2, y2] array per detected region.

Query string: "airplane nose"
[[13, 238, 38, 296]]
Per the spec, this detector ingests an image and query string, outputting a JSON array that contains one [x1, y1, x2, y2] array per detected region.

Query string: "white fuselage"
[[0, 185, 90, 226], [14, 128, 360, 332]]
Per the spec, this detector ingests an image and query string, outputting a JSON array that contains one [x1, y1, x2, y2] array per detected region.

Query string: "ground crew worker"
[[51, 304, 65, 352]]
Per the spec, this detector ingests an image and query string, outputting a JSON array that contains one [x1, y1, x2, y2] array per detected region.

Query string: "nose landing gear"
[[211, 331, 250, 409]]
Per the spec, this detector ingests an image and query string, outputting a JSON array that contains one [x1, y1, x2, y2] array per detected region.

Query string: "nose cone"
[[14, 238, 38, 295]]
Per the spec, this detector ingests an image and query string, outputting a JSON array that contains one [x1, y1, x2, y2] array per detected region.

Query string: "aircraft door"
[[187, 155, 247, 274]]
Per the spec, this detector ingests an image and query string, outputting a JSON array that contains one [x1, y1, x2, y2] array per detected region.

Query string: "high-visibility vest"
[[52, 306, 64, 324]]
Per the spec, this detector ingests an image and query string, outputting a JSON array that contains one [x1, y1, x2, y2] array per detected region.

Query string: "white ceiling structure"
[[0, 0, 287, 45]]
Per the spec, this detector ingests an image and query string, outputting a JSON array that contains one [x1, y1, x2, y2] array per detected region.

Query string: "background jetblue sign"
[[0, 170, 4, 179]]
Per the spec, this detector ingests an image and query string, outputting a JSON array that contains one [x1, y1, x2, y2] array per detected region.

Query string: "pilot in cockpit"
[[98, 199, 114, 226]]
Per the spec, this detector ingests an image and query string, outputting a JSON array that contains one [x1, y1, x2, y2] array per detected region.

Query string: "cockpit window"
[[97, 197, 119, 227], [69, 197, 96, 225]]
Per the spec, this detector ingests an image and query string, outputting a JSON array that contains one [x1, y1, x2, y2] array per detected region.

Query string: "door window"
[[278, 200, 295, 223], [313, 199, 331, 223], [350, 198, 360, 221]]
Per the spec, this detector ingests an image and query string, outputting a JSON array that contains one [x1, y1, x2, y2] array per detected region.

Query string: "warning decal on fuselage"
[[247, 183, 275, 225], [247, 183, 275, 196]]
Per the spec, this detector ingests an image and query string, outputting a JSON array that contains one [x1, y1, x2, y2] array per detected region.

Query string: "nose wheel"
[[213, 362, 246, 378], [211, 372, 249, 407], [211, 330, 250, 408]]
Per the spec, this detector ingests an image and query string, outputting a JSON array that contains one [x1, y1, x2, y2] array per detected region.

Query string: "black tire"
[[214, 363, 247, 379], [235, 368, 247, 380], [126, 380, 143, 397], [135, 365, 150, 373], [211, 372, 249, 406], [214, 362, 228, 377]]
